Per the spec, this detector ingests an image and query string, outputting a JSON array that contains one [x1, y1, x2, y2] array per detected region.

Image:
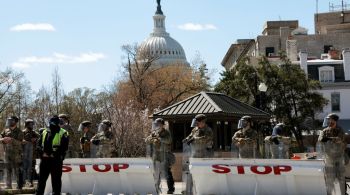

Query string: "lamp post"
[[258, 82, 268, 110]]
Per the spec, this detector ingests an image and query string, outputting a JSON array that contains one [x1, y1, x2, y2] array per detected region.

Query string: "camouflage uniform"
[[61, 124, 79, 158], [0, 127, 24, 189], [185, 126, 213, 158], [232, 128, 257, 158], [80, 130, 95, 158], [91, 130, 116, 158], [145, 127, 175, 193], [318, 126, 346, 195], [145, 128, 172, 162], [22, 128, 39, 186]]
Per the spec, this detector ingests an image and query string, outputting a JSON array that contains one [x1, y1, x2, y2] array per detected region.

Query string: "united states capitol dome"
[[138, 0, 189, 66]]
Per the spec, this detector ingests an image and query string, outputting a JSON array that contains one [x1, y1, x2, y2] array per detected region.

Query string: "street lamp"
[[256, 82, 268, 110], [258, 83, 268, 92]]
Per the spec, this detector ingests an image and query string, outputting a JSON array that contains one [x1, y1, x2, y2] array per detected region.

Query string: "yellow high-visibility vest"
[[42, 128, 68, 151]]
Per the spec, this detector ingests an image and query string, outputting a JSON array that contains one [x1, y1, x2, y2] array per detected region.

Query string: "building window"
[[331, 93, 340, 112], [265, 47, 275, 57], [318, 66, 334, 83]]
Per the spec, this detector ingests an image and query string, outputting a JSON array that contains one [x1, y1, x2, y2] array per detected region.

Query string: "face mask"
[[191, 118, 198, 128], [98, 123, 108, 132], [237, 119, 248, 129], [5, 119, 16, 128], [152, 122, 161, 131], [322, 117, 330, 128]]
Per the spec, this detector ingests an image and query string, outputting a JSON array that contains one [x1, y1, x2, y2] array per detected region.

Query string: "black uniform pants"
[[36, 158, 63, 195]]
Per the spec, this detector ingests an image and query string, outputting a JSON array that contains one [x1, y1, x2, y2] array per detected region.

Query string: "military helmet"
[[327, 113, 339, 121], [10, 116, 19, 123], [49, 115, 60, 126], [241, 116, 252, 123], [154, 118, 165, 125], [58, 114, 69, 120], [195, 114, 207, 122], [238, 116, 252, 129], [81, 120, 92, 126], [101, 120, 112, 127], [25, 119, 34, 123], [25, 118, 34, 125]]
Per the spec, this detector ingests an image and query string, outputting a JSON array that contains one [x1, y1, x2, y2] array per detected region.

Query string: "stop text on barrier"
[[62, 163, 129, 173], [212, 164, 292, 175]]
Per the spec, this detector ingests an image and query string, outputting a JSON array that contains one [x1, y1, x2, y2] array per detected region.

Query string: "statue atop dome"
[[156, 0, 163, 15]]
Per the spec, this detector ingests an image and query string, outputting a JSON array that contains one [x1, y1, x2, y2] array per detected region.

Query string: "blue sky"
[[0, 0, 332, 92]]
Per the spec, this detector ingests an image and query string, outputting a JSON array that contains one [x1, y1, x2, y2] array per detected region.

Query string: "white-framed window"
[[318, 66, 335, 83], [331, 92, 340, 112]]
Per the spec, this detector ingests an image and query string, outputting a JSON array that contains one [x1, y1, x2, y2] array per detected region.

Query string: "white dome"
[[139, 35, 188, 65], [138, 3, 189, 66]]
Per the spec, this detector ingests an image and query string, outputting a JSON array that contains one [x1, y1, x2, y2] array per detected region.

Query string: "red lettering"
[[237, 165, 245, 174], [251, 166, 272, 175], [93, 164, 111, 172], [212, 164, 230, 174], [62, 164, 72, 172], [273, 165, 292, 175], [113, 163, 129, 172], [79, 165, 87, 172]]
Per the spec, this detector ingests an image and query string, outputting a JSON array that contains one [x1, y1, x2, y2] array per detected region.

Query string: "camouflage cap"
[[195, 114, 207, 121], [327, 113, 339, 121]]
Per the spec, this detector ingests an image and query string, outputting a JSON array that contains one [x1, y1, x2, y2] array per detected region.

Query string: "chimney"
[[343, 48, 350, 81], [286, 39, 297, 61], [299, 50, 308, 74]]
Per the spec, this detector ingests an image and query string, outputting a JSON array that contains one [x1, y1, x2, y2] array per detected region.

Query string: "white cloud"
[[11, 52, 107, 69], [12, 62, 30, 69], [10, 23, 56, 32], [178, 23, 217, 31]]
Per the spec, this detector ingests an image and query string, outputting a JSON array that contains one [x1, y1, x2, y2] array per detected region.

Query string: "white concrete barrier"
[[189, 158, 327, 195], [37, 158, 157, 195]]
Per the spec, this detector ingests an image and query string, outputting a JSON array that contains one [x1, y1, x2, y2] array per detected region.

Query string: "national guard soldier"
[[145, 118, 175, 194], [264, 123, 291, 159], [318, 113, 346, 195], [91, 120, 116, 158], [36, 115, 69, 195], [59, 114, 78, 158], [0, 116, 24, 189], [183, 114, 213, 158], [78, 121, 94, 158], [22, 119, 39, 188], [182, 114, 213, 194], [232, 116, 258, 158]]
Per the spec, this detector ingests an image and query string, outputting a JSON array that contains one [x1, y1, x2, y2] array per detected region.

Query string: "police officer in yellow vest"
[[36, 115, 69, 195]]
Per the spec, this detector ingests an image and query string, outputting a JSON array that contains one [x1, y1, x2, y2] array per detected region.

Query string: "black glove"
[[80, 137, 88, 144], [272, 137, 280, 145], [321, 137, 330, 143], [92, 139, 100, 145]]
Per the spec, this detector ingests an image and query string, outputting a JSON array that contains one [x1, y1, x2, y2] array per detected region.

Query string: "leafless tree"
[[51, 66, 63, 114]]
